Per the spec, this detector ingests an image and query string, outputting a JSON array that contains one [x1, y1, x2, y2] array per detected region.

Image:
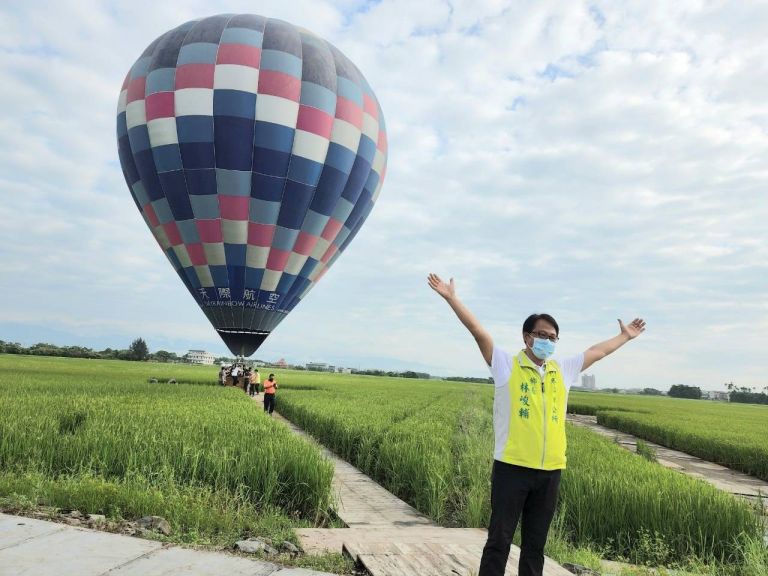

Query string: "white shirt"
[[488, 346, 584, 461]]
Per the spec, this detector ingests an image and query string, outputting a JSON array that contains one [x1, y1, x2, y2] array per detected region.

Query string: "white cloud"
[[0, 1, 766, 390]]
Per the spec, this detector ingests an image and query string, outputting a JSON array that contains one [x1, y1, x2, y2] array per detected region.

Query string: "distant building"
[[581, 374, 596, 390], [705, 390, 729, 401], [307, 362, 335, 372], [186, 350, 215, 365], [274, 358, 288, 368]]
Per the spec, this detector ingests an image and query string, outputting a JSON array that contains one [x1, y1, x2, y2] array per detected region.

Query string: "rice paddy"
[[276, 370, 766, 570], [0, 354, 336, 556], [568, 392, 768, 481], [1, 354, 766, 574]]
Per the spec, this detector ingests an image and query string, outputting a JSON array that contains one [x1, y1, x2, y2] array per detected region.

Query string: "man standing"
[[253, 369, 261, 395], [244, 368, 253, 396], [427, 273, 645, 576], [263, 373, 278, 415]]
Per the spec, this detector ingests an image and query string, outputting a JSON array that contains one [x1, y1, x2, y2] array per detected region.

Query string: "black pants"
[[478, 461, 562, 576], [264, 393, 275, 414]]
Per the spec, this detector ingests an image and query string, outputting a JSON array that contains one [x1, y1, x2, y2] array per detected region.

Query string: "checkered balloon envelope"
[[117, 14, 387, 356]]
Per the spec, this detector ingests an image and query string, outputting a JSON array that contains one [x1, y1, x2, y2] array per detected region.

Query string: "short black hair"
[[522, 313, 559, 336]]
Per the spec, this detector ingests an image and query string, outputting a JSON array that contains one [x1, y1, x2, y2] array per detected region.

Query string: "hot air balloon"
[[116, 14, 387, 357]]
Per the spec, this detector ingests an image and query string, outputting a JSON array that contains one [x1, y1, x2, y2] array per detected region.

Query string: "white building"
[[581, 374, 596, 390], [307, 362, 336, 372], [187, 350, 216, 365]]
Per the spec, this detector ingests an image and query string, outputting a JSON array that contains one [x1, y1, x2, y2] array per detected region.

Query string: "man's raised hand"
[[619, 318, 646, 340], [428, 273, 455, 301], [428, 273, 493, 365]]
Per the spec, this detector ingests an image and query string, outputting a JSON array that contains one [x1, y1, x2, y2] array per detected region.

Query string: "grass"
[[635, 439, 657, 462], [568, 392, 768, 481], [0, 354, 352, 572], [274, 369, 765, 572], [0, 361, 333, 519], [561, 426, 760, 564], [2, 355, 766, 575]]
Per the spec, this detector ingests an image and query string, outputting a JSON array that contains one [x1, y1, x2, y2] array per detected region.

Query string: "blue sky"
[[1, 1, 766, 390]]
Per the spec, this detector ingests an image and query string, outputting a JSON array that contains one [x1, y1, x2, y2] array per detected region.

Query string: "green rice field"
[[0, 354, 348, 573], [276, 371, 765, 571], [568, 392, 768, 481], [1, 354, 766, 575]]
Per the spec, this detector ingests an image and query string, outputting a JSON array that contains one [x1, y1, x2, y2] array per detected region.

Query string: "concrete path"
[[567, 413, 768, 512], [0, 513, 334, 576], [254, 394, 572, 576]]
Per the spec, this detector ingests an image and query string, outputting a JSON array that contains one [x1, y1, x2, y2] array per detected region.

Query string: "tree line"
[[445, 376, 494, 384], [0, 338, 180, 363], [724, 381, 768, 405], [351, 369, 432, 379], [5, 339, 763, 401], [667, 383, 768, 404]]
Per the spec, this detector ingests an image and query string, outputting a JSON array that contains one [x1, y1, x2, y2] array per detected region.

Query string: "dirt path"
[[567, 413, 768, 513], [252, 393, 572, 576]]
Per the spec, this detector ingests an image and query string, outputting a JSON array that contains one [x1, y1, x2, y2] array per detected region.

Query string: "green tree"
[[152, 350, 178, 363], [128, 338, 149, 361], [668, 384, 702, 399]]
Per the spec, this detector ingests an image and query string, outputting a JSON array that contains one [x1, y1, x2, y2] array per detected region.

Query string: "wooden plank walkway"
[[252, 393, 573, 576]]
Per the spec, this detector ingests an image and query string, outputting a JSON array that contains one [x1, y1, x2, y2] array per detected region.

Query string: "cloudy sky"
[[1, 1, 766, 390]]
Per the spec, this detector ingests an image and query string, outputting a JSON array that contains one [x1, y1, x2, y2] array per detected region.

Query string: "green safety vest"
[[499, 351, 568, 470]]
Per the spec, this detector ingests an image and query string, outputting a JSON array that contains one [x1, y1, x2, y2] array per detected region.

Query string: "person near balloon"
[[253, 369, 261, 396], [244, 368, 253, 396], [218, 366, 226, 387], [263, 374, 278, 415], [231, 364, 241, 389], [427, 273, 646, 576]]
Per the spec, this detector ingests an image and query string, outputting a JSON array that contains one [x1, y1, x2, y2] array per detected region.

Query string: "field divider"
[[251, 393, 435, 528]]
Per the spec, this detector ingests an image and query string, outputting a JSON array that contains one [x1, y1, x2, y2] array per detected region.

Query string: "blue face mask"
[[531, 337, 556, 360]]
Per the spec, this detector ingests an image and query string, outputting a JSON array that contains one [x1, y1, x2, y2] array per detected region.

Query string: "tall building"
[[581, 374, 596, 390]]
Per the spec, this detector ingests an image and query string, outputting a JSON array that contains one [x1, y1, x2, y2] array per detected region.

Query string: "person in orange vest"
[[428, 273, 645, 576], [263, 373, 278, 415]]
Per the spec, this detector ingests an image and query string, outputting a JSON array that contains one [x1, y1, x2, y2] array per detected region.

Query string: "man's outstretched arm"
[[428, 273, 494, 366], [582, 318, 646, 371]]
